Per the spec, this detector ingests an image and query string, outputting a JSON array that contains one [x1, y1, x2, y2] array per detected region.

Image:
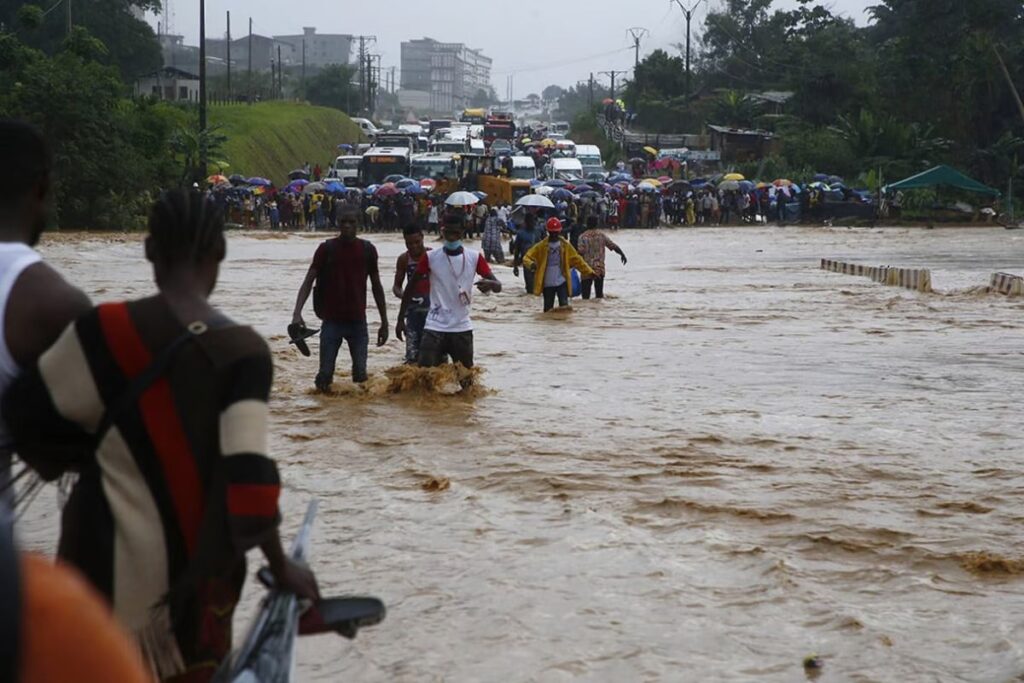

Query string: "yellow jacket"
[[523, 237, 596, 296]]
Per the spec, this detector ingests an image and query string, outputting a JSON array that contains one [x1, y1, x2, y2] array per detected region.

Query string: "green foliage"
[[0, 0, 161, 79], [542, 84, 565, 102], [556, 81, 609, 120], [302, 64, 361, 113]]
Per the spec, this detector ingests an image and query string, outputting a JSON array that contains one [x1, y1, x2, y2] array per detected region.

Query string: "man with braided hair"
[[4, 189, 320, 682]]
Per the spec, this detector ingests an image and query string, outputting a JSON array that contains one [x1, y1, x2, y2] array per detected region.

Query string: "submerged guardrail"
[[820, 259, 932, 293], [989, 272, 1023, 296]]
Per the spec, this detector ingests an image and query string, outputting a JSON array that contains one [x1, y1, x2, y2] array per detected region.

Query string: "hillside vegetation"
[[210, 102, 365, 185]]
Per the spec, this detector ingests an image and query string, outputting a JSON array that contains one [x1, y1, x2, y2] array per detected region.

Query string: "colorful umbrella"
[[206, 174, 229, 186], [642, 146, 658, 156], [640, 178, 662, 187], [285, 179, 310, 191], [395, 178, 418, 189], [420, 178, 437, 190], [773, 179, 793, 187], [375, 183, 399, 197], [723, 172, 746, 181]]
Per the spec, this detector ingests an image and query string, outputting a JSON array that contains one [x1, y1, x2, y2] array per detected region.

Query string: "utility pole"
[[225, 11, 231, 101], [198, 0, 207, 179], [353, 36, 377, 113], [390, 66, 396, 94], [277, 44, 283, 98], [598, 70, 627, 103], [66, 0, 71, 37], [672, 0, 705, 99], [627, 27, 649, 69], [247, 17, 253, 105], [301, 38, 306, 96], [589, 72, 594, 108]]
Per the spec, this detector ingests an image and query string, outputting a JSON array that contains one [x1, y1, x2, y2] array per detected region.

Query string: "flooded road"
[[22, 226, 1024, 681]]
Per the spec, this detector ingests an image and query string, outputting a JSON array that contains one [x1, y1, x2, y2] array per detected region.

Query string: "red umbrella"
[[602, 98, 614, 105], [420, 178, 437, 190], [375, 183, 398, 197]]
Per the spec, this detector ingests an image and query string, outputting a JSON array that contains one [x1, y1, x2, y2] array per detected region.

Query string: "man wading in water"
[[393, 224, 431, 364], [4, 190, 319, 682], [292, 208, 388, 390], [399, 213, 501, 370], [523, 217, 595, 312], [0, 121, 91, 517]]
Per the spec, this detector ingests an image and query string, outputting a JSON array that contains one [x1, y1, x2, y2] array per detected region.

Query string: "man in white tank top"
[[0, 121, 91, 518]]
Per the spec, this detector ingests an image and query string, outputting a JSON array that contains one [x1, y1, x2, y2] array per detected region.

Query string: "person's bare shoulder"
[[6, 262, 91, 366]]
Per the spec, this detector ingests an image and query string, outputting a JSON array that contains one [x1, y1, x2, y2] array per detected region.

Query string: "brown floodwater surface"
[[20, 226, 1024, 681]]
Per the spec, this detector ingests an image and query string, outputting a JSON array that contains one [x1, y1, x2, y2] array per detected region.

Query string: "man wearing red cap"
[[522, 217, 595, 312]]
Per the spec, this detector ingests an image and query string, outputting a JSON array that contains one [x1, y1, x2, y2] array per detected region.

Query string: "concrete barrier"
[[989, 272, 1023, 296], [820, 259, 932, 293]]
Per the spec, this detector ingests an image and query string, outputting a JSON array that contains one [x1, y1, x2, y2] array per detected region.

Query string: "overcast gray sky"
[[156, 0, 874, 96]]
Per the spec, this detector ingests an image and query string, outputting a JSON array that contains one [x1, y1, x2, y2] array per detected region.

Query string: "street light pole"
[[672, 0, 705, 100], [198, 0, 207, 179]]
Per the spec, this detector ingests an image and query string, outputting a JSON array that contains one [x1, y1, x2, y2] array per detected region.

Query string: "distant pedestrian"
[[577, 216, 627, 300]]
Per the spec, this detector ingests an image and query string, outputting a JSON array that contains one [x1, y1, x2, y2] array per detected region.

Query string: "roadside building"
[[134, 66, 200, 102], [707, 124, 779, 163], [400, 38, 492, 114]]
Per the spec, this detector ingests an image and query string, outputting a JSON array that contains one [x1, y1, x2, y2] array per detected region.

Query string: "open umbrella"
[[288, 169, 310, 181], [723, 172, 746, 181], [579, 190, 600, 200], [534, 185, 555, 196], [642, 146, 658, 157], [420, 178, 437, 190], [773, 179, 793, 187], [551, 188, 574, 201], [641, 178, 663, 187], [285, 179, 310, 192], [303, 181, 326, 195], [827, 175, 843, 185], [403, 184, 425, 195], [336, 143, 353, 151], [602, 98, 614, 105], [229, 174, 247, 186], [375, 183, 399, 197], [395, 178, 418, 189], [540, 139, 557, 148], [544, 179, 568, 188], [472, 191, 488, 199], [738, 180, 756, 192], [657, 175, 673, 184], [668, 179, 692, 193], [515, 194, 555, 209], [323, 181, 347, 195], [445, 191, 479, 207], [813, 173, 830, 181], [637, 182, 658, 193], [529, 178, 542, 187], [383, 174, 407, 184], [247, 177, 273, 187], [718, 180, 741, 191], [207, 174, 229, 186]]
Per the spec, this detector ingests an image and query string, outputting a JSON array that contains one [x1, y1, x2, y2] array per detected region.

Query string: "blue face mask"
[[444, 240, 462, 251]]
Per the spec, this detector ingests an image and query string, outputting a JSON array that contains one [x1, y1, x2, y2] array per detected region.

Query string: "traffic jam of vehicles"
[[326, 108, 605, 207]]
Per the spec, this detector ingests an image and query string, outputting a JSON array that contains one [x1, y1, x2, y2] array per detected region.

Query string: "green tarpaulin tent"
[[883, 165, 1000, 197]]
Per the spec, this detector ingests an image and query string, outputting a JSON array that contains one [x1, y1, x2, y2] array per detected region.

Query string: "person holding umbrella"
[[522, 218, 595, 312]]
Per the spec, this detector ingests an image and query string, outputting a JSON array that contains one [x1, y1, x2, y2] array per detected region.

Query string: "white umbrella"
[[515, 194, 555, 209], [534, 185, 554, 196], [445, 191, 480, 207]]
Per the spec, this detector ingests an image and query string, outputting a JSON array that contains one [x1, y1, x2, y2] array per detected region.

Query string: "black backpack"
[[312, 238, 373, 320]]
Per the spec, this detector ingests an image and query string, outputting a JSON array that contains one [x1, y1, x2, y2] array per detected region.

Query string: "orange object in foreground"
[[19, 554, 153, 683]]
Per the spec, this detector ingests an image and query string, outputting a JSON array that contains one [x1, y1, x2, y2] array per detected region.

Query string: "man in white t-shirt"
[[398, 213, 501, 368]]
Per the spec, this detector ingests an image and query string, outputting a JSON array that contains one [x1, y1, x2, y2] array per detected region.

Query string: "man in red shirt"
[[292, 208, 388, 390]]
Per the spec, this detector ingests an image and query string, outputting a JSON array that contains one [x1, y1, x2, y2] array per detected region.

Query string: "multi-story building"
[[400, 38, 492, 114], [272, 28, 353, 68]]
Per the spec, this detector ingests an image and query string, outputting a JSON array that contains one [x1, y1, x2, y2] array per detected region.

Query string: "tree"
[[0, 0, 161, 79], [469, 87, 496, 109], [542, 84, 565, 102], [303, 64, 361, 113], [624, 49, 687, 103]]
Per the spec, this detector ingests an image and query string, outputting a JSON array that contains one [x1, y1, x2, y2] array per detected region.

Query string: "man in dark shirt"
[[511, 212, 544, 294], [292, 208, 388, 390]]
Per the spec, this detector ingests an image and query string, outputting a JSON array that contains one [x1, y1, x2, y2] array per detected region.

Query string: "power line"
[[627, 27, 649, 68], [492, 46, 633, 76]]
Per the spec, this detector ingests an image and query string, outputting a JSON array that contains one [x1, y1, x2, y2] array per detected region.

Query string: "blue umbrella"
[[472, 191, 488, 199], [395, 178, 418, 189], [544, 179, 568, 188], [404, 184, 425, 195], [738, 180, 755, 192], [551, 188, 574, 200], [529, 179, 542, 187], [828, 175, 844, 184], [813, 173, 830, 181], [324, 182, 347, 195], [337, 143, 353, 151], [364, 184, 379, 195], [247, 177, 273, 187], [383, 174, 407, 184]]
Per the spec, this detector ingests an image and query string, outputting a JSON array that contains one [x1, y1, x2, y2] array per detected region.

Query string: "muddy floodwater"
[[19, 226, 1024, 682]]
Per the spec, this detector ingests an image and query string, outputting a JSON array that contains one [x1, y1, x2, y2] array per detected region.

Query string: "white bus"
[[359, 146, 411, 186]]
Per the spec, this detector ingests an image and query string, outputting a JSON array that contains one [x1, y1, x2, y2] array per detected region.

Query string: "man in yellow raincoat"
[[523, 217, 595, 311]]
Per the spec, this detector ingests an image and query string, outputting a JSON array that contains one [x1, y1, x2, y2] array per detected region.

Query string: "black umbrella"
[[288, 169, 310, 181], [229, 174, 247, 186]]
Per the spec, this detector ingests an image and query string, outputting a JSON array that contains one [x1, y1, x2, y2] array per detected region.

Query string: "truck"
[[575, 144, 604, 176], [457, 154, 531, 206], [329, 155, 363, 185], [544, 157, 584, 181]]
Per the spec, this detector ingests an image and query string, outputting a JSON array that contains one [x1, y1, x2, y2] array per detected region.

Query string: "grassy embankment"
[[209, 101, 365, 186]]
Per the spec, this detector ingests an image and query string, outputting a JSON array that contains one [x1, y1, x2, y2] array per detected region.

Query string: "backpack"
[[312, 239, 373, 320]]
